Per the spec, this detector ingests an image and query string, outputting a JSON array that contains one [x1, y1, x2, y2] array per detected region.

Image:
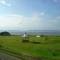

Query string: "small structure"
[[36, 35, 40, 37], [22, 32, 29, 42]]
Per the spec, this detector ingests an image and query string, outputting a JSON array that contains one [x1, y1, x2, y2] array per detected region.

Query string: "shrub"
[[32, 41, 40, 44], [0, 45, 3, 48], [40, 35, 44, 37], [45, 36, 48, 40], [52, 52, 57, 56], [22, 40, 29, 43], [0, 31, 11, 36]]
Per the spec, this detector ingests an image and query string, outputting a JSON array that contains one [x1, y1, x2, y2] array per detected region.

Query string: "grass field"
[[0, 35, 60, 60]]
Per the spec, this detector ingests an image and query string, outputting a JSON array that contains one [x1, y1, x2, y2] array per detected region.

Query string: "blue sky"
[[0, 0, 60, 30]]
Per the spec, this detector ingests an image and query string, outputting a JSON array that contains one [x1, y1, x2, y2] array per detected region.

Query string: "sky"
[[0, 0, 60, 30]]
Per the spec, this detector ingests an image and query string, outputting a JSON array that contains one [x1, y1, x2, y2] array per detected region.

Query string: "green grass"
[[0, 35, 60, 60]]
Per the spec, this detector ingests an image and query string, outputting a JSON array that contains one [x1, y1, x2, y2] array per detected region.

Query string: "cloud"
[[0, 13, 59, 30], [32, 11, 45, 17], [0, 0, 11, 7], [53, 0, 58, 2], [40, 12, 45, 16], [53, 0, 60, 3], [0, 13, 44, 30], [56, 16, 60, 19]]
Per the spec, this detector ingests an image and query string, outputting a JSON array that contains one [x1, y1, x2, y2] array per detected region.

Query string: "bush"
[[52, 52, 57, 56], [0, 31, 11, 36], [0, 45, 3, 48], [22, 40, 29, 43], [45, 36, 48, 40], [40, 35, 44, 37], [32, 41, 40, 44]]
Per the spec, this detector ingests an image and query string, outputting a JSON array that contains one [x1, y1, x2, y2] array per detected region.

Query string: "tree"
[[0, 31, 11, 36]]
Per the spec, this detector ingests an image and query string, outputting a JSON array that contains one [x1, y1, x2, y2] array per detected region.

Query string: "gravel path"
[[0, 52, 21, 60]]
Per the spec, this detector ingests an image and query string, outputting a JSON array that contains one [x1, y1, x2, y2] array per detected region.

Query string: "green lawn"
[[0, 35, 60, 60]]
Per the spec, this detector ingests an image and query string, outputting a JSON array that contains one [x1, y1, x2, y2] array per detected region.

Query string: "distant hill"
[[26, 30, 60, 35], [8, 30, 60, 35], [0, 30, 60, 35]]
